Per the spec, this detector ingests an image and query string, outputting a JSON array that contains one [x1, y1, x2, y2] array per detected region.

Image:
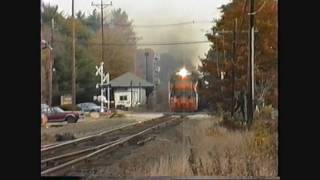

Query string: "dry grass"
[[256, 105, 275, 120], [41, 133, 56, 145], [112, 113, 126, 118], [131, 115, 278, 177]]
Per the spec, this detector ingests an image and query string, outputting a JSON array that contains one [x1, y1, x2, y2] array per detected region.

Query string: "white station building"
[[102, 72, 154, 109]]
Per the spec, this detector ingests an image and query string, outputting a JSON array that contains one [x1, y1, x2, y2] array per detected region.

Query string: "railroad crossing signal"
[[96, 62, 107, 112], [95, 62, 104, 76], [96, 63, 109, 84], [103, 73, 109, 84], [95, 62, 111, 112]]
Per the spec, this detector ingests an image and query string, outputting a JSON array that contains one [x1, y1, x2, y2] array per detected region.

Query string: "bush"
[[220, 112, 244, 130], [256, 106, 274, 120], [216, 103, 224, 117]]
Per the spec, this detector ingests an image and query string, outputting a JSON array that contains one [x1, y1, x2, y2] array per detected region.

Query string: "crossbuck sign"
[[95, 62, 110, 112]]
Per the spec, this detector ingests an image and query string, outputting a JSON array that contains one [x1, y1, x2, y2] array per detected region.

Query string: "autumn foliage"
[[199, 0, 278, 114]]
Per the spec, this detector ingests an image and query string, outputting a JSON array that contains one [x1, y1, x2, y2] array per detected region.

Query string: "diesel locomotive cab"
[[169, 67, 198, 112]]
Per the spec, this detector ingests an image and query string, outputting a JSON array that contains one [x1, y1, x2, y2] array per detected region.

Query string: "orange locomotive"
[[169, 67, 198, 112]]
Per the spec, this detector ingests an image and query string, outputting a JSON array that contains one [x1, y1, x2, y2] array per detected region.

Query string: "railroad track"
[[41, 115, 182, 176], [41, 115, 173, 157]]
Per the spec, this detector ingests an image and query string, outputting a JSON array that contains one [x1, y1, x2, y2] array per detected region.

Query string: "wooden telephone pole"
[[71, 0, 76, 110], [48, 18, 54, 106], [92, 0, 112, 69]]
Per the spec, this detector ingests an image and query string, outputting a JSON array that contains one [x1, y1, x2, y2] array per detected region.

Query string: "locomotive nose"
[[181, 98, 189, 109]]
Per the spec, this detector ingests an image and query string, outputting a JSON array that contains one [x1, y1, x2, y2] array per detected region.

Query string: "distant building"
[[103, 72, 154, 109]]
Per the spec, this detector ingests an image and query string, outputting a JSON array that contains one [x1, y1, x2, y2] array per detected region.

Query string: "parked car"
[[41, 106, 80, 123], [41, 103, 49, 111], [77, 102, 101, 112]]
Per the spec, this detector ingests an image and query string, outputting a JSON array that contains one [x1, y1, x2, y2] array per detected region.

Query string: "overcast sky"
[[42, 0, 231, 65]]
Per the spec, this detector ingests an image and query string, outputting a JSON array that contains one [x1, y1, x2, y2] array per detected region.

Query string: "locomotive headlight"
[[177, 67, 190, 78]]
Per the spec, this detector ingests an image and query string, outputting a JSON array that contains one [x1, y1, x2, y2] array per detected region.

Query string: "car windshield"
[[53, 107, 64, 113]]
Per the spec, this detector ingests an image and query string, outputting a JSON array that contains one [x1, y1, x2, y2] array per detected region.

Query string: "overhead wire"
[[105, 20, 214, 28], [54, 40, 211, 46]]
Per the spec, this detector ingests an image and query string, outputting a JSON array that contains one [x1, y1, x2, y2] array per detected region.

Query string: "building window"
[[120, 96, 127, 101]]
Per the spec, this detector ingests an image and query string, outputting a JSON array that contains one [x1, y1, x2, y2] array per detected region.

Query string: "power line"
[[54, 40, 211, 46], [103, 20, 214, 28], [133, 20, 214, 28]]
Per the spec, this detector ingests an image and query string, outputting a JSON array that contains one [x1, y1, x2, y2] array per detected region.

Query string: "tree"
[[89, 8, 137, 79], [41, 4, 138, 105], [199, 0, 278, 117], [42, 4, 92, 104], [84, 9, 101, 32]]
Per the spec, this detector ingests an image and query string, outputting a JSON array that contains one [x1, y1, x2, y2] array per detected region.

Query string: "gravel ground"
[[56, 115, 277, 178], [41, 113, 164, 145], [58, 116, 211, 177]]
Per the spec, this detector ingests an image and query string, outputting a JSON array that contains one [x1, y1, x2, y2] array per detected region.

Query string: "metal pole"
[[247, 0, 255, 125], [100, 62, 104, 112], [107, 73, 110, 111], [71, 0, 76, 110]]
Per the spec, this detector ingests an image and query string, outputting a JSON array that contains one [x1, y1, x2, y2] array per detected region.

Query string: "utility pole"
[[139, 82, 141, 104], [71, 0, 76, 110], [214, 38, 220, 78], [222, 29, 226, 63], [144, 50, 150, 108], [231, 18, 237, 118], [130, 80, 133, 108], [92, 0, 112, 71], [48, 18, 54, 107], [213, 25, 258, 120], [247, 0, 255, 125], [144, 51, 149, 81]]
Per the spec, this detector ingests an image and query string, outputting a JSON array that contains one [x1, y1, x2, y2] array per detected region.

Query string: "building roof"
[[105, 72, 154, 88]]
